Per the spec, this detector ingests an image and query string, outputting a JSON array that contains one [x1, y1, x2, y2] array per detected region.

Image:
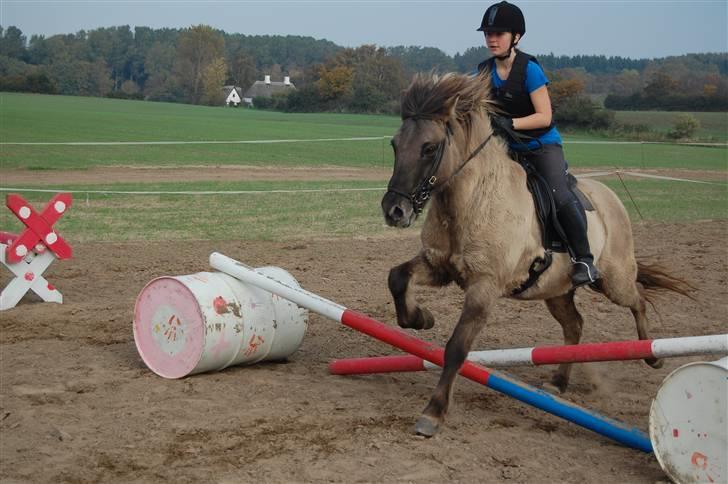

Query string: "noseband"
[[386, 121, 494, 214]]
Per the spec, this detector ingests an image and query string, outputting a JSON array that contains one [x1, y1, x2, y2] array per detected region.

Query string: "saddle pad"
[[567, 174, 594, 212]]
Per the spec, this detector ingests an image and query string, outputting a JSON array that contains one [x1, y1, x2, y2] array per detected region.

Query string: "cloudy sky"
[[2, 1, 726, 58]]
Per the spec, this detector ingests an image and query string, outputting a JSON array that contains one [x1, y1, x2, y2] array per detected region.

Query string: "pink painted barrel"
[[133, 267, 308, 379]]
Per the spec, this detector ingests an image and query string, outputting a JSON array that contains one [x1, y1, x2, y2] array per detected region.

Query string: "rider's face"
[[485, 31, 515, 56]]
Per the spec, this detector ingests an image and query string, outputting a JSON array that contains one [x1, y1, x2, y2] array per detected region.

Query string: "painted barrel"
[[649, 357, 727, 484], [133, 267, 308, 379]]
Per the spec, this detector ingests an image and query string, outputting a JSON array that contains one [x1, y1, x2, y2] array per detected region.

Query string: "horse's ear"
[[447, 95, 460, 120]]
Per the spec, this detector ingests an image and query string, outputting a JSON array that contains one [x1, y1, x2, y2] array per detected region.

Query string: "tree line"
[[1, 24, 726, 115]]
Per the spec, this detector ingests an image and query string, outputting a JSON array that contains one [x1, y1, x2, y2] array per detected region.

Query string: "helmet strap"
[[495, 50, 511, 60]]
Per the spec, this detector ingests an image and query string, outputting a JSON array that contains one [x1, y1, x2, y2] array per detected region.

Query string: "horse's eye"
[[422, 144, 438, 157]]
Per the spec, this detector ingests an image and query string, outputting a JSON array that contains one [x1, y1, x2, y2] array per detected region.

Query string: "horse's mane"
[[400, 72, 497, 139]]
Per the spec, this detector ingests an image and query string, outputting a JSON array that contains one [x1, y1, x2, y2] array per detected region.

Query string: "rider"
[[476, 0, 599, 287]]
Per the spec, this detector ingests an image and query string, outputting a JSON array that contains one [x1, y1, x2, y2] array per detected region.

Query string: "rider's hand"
[[492, 115, 514, 136]]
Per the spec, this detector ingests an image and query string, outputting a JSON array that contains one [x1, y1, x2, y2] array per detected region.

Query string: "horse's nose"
[[382, 191, 413, 227], [388, 205, 405, 222]]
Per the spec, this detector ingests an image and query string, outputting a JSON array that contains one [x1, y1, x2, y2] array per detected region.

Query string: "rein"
[[387, 122, 494, 214]]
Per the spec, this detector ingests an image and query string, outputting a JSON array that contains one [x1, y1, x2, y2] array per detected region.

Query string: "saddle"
[[512, 159, 594, 295]]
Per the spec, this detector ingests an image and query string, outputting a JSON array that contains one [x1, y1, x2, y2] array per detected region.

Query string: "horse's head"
[[382, 72, 494, 228], [382, 112, 455, 227]]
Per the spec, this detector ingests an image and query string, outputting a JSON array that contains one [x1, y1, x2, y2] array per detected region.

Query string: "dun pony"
[[381, 72, 692, 437]]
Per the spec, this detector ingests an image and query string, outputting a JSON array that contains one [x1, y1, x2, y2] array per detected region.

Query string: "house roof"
[[222, 85, 242, 97], [244, 80, 296, 99]]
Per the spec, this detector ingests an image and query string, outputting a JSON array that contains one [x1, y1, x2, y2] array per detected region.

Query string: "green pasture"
[[563, 142, 726, 171], [1, 93, 725, 171], [0, 92, 399, 142], [3, 138, 725, 171], [0, 138, 392, 170], [1, 178, 724, 243], [0, 93, 725, 243], [2, 137, 725, 171], [614, 111, 728, 142]]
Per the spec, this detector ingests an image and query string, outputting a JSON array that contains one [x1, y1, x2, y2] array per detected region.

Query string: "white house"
[[243, 76, 296, 107], [223, 85, 243, 107]]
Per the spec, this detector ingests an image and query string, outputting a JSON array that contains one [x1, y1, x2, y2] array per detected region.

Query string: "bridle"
[[386, 120, 494, 214]]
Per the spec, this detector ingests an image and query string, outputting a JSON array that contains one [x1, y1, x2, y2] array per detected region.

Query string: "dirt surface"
[[1, 166, 393, 186], [1, 217, 726, 483]]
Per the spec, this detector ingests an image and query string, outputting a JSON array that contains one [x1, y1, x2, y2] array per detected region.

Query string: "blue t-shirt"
[[489, 60, 563, 151]]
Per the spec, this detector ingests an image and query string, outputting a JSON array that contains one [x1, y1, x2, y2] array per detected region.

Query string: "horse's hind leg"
[[388, 253, 451, 330], [544, 290, 583, 393], [599, 270, 663, 369]]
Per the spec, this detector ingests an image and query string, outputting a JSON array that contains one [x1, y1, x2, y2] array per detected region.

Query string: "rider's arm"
[[513, 85, 553, 130]]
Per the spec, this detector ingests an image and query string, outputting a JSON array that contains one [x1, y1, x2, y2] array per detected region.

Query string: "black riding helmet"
[[477, 1, 526, 36]]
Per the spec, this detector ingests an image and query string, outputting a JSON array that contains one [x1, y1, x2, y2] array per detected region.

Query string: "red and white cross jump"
[[1, 193, 72, 310]]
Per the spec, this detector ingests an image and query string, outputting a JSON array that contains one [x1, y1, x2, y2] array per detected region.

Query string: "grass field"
[[0, 178, 725, 243], [1, 93, 726, 171], [0, 93, 399, 142], [1, 93, 726, 242], [2, 137, 725, 171], [614, 111, 728, 142]]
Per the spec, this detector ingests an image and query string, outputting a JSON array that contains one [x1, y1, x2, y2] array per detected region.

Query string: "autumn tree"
[[201, 57, 227, 105], [551, 72, 613, 129], [644, 71, 678, 99], [227, 47, 256, 88], [317, 65, 354, 103], [174, 25, 225, 104], [314, 45, 406, 112], [611, 69, 642, 96], [549, 77, 585, 110]]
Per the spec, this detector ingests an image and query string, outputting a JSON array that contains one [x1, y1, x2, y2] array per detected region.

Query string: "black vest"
[[478, 50, 554, 139]]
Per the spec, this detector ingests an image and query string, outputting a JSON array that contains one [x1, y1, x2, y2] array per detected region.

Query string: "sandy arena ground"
[[0, 167, 726, 483]]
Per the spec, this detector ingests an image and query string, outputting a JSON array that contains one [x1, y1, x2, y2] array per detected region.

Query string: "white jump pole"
[[328, 335, 728, 375]]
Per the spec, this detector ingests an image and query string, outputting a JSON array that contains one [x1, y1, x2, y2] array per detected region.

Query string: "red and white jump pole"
[[210, 252, 654, 453], [329, 335, 728, 375]]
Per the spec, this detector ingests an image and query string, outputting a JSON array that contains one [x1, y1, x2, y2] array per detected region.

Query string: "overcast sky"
[[2, 1, 726, 58]]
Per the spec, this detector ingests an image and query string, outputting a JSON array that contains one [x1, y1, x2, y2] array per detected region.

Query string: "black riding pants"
[[516, 144, 575, 209]]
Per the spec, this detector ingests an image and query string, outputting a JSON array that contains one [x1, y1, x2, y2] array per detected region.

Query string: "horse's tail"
[[636, 260, 696, 304]]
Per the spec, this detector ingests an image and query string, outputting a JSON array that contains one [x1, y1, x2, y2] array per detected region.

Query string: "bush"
[[668, 114, 701, 139], [284, 86, 324, 112], [252, 93, 289, 110], [554, 96, 615, 129], [0, 72, 57, 93], [106, 90, 144, 100]]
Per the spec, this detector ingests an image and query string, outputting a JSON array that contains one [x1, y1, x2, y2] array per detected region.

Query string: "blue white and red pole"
[[210, 252, 654, 453]]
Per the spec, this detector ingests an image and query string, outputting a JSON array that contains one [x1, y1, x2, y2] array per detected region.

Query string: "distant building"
[[243, 75, 296, 107], [223, 86, 243, 107]]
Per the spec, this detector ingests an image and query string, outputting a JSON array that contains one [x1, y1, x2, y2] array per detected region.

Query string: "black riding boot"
[[557, 200, 600, 287]]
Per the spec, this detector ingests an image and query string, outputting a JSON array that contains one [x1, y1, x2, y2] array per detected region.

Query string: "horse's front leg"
[[388, 253, 451, 330], [415, 279, 496, 437]]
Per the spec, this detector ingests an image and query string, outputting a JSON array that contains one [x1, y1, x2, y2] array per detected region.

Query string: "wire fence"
[[0, 170, 723, 197]]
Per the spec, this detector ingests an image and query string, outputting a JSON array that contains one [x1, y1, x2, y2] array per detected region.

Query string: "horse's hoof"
[[414, 415, 440, 437], [645, 357, 664, 369], [542, 380, 566, 395], [418, 307, 435, 330]]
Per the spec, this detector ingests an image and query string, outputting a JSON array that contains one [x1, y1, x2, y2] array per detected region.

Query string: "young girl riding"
[[476, 0, 600, 287]]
